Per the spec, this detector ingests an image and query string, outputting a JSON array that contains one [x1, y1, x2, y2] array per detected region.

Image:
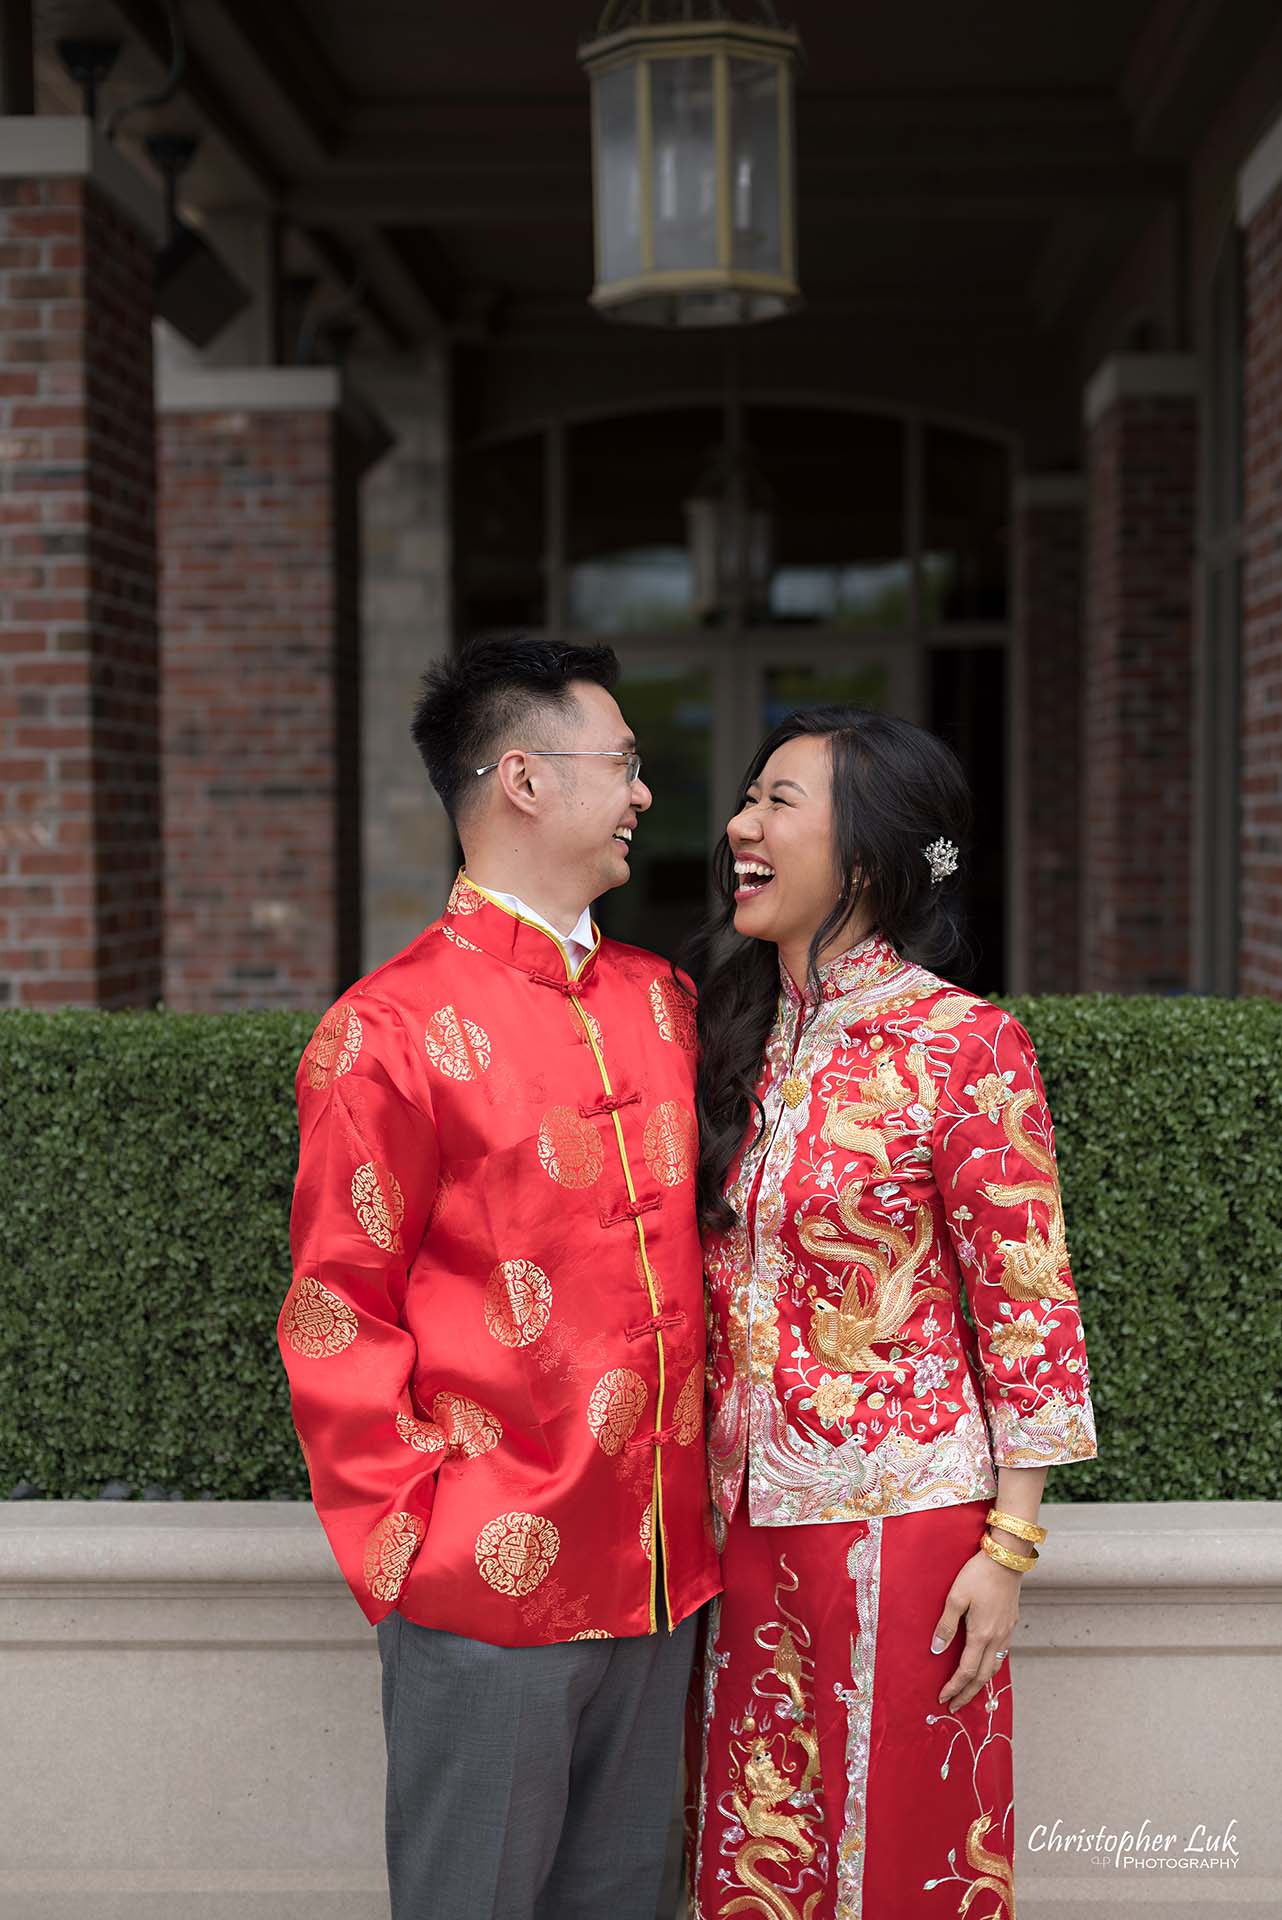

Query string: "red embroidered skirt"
[[687, 1497, 1016, 1920]]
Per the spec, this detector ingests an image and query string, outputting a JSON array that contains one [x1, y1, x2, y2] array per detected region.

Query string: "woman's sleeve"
[[279, 995, 443, 1623], [933, 1009, 1098, 1469]]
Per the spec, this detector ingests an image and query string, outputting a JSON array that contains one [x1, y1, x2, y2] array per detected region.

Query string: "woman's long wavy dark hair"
[[681, 707, 973, 1232]]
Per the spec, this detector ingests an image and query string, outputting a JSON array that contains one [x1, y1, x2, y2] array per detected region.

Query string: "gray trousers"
[[375, 1608, 699, 1920]]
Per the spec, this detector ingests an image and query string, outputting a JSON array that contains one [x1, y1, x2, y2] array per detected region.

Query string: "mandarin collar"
[[779, 928, 904, 1009], [444, 870, 601, 986]]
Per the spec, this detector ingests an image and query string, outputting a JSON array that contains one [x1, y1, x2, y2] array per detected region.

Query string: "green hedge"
[[1, 999, 1278, 1502]]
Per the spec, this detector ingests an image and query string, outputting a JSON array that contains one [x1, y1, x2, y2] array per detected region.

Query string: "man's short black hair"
[[411, 633, 621, 824]]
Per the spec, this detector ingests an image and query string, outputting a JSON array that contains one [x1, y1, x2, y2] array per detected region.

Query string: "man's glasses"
[[474, 749, 643, 784]]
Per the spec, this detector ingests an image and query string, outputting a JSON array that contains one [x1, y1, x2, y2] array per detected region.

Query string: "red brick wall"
[[158, 406, 360, 1009], [1082, 393, 1197, 992], [1014, 494, 1082, 991], [0, 176, 160, 1006], [1241, 182, 1282, 997]]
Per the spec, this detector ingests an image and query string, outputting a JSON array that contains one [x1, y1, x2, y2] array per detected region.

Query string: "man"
[[278, 635, 719, 1920]]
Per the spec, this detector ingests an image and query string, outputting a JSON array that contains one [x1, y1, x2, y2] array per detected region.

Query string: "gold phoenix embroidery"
[[484, 1259, 552, 1347], [282, 1275, 358, 1357], [303, 1001, 363, 1090], [648, 974, 697, 1049], [643, 1100, 698, 1186], [351, 1160, 405, 1252], [363, 1511, 426, 1603], [424, 1003, 492, 1081], [586, 1369, 648, 1456], [673, 1365, 703, 1445], [800, 1192, 948, 1373], [979, 1086, 1074, 1301], [820, 1043, 937, 1173], [474, 1511, 560, 1596], [537, 1106, 605, 1188]]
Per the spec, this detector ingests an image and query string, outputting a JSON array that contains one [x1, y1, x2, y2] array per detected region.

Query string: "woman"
[[686, 708, 1097, 1920]]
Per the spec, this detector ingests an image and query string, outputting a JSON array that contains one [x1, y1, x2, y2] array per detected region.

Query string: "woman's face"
[[725, 733, 847, 953]]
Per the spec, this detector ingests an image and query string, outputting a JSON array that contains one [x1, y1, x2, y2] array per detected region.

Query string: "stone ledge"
[[0, 115, 165, 244], [1082, 354, 1200, 428], [1239, 106, 1282, 228]]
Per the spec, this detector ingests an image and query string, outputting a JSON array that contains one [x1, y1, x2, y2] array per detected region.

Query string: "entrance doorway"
[[455, 394, 1012, 985]]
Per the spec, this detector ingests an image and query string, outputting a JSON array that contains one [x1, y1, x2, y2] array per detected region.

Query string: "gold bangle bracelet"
[[981, 1532, 1038, 1574], [986, 1508, 1048, 1545]]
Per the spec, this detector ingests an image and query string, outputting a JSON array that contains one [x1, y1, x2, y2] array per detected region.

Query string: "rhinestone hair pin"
[[924, 837, 959, 885]]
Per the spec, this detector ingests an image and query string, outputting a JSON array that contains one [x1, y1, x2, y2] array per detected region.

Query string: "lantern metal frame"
[[580, 2, 801, 326]]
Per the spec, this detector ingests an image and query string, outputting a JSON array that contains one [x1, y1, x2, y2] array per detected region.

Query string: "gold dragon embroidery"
[[723, 1593, 824, 1920], [978, 1086, 1074, 1302], [958, 1812, 1016, 1917]]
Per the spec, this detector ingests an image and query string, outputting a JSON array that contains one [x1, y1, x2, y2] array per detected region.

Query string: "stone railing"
[[1, 1500, 1278, 1919]]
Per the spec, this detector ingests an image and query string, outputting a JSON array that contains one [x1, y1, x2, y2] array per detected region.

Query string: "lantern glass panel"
[[650, 56, 718, 271], [595, 62, 643, 283], [729, 58, 781, 274]]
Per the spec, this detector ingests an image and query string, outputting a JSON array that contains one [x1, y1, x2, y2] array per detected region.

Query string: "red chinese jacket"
[[705, 930, 1098, 1527], [280, 872, 721, 1647]]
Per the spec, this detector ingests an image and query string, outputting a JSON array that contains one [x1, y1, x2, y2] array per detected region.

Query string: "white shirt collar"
[[484, 888, 596, 969]]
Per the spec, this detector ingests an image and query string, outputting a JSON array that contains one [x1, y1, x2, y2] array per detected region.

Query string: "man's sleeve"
[[933, 1011, 1098, 1470], [279, 995, 444, 1623]]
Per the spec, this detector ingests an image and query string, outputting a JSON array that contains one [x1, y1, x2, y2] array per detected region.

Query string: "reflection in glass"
[[770, 559, 912, 628], [729, 59, 781, 273], [568, 547, 694, 634], [595, 64, 642, 285], [764, 663, 891, 728], [650, 58, 717, 272], [922, 428, 1009, 622], [593, 663, 711, 958], [455, 432, 544, 634]]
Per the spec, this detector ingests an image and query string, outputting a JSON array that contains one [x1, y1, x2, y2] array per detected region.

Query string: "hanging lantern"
[[684, 426, 774, 619], [579, 1, 801, 327]]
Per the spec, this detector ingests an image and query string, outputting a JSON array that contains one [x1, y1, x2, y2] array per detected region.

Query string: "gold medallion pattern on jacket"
[[282, 1274, 359, 1357], [351, 1160, 405, 1252], [643, 1100, 698, 1186], [435, 1391, 502, 1458], [395, 1409, 448, 1453], [446, 872, 485, 915], [639, 1501, 653, 1560], [673, 1364, 703, 1445], [474, 1510, 560, 1596], [363, 1510, 426, 1603], [648, 974, 697, 1050], [424, 1004, 492, 1081], [537, 1105, 605, 1188], [302, 1001, 363, 1090], [484, 1259, 553, 1346], [586, 1368, 648, 1455]]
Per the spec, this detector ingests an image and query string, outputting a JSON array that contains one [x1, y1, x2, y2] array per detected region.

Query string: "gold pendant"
[[780, 1076, 807, 1108]]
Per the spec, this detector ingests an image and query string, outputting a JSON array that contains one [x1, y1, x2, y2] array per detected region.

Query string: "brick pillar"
[[1080, 356, 1198, 993], [0, 121, 163, 1006], [1011, 476, 1084, 993], [157, 368, 367, 1010], [1238, 117, 1282, 997]]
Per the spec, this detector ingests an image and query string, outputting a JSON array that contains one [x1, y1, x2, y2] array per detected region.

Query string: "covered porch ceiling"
[[26, 1, 1282, 366]]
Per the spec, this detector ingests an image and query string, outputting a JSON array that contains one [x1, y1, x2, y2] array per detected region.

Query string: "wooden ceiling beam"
[[202, 0, 348, 162]]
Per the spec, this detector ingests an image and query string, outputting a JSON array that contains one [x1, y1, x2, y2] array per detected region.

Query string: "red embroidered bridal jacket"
[[704, 931, 1098, 1527], [280, 873, 720, 1647]]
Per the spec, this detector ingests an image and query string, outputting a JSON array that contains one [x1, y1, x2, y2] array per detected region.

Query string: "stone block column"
[[1011, 475, 1084, 993], [1080, 355, 1199, 993], [1238, 114, 1282, 998], [157, 367, 372, 1011], [0, 121, 163, 1006]]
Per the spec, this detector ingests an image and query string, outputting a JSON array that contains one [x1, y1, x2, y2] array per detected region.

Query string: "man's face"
[[538, 680, 652, 901]]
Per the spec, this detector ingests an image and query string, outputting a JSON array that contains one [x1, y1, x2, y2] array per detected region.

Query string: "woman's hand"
[[930, 1550, 1021, 1710]]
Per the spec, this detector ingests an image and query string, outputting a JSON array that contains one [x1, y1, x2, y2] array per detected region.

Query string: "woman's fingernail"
[[931, 1636, 947, 1654]]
